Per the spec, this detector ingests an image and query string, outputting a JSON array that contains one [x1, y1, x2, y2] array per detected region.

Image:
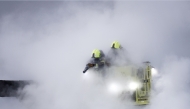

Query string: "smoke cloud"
[[0, 1, 190, 109]]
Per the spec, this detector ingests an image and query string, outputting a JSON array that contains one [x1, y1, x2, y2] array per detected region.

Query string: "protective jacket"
[[106, 47, 129, 66]]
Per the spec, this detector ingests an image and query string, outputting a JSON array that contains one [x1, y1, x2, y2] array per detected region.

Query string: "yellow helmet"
[[111, 41, 121, 49], [92, 49, 101, 58]]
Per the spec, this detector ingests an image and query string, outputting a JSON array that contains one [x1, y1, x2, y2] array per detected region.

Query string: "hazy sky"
[[0, 1, 190, 109]]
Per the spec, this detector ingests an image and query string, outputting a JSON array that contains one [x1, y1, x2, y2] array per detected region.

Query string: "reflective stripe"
[[101, 60, 105, 64]]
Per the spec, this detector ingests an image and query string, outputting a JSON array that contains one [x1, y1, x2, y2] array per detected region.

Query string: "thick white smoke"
[[0, 1, 190, 109], [148, 56, 190, 109]]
